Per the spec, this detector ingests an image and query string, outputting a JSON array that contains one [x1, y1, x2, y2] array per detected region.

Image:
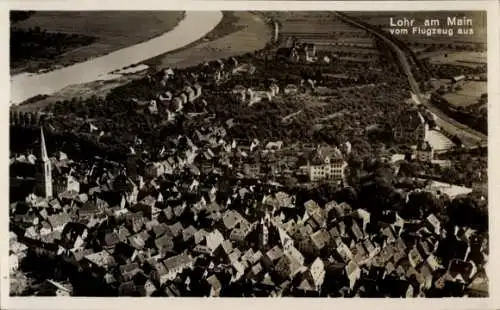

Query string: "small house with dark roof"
[[393, 109, 428, 144]]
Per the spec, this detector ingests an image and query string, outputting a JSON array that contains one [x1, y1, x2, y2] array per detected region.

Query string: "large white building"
[[306, 146, 347, 184]]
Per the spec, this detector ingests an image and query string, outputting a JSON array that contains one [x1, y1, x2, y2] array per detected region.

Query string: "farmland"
[[144, 11, 273, 69], [425, 51, 486, 68], [273, 12, 375, 45], [443, 81, 487, 107], [11, 11, 185, 74], [268, 11, 383, 64], [346, 11, 487, 45]]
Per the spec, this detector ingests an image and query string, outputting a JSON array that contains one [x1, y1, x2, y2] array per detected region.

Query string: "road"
[[334, 12, 487, 147], [11, 11, 223, 105]]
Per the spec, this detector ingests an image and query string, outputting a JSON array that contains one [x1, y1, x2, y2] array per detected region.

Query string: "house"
[[393, 109, 428, 144], [148, 100, 158, 115], [306, 146, 347, 183], [345, 261, 361, 290], [223, 210, 245, 231], [179, 93, 188, 105], [448, 259, 477, 282], [152, 262, 170, 287], [307, 257, 326, 289], [284, 84, 299, 95], [182, 225, 198, 244], [193, 84, 202, 98], [158, 91, 173, 102], [275, 254, 306, 280], [162, 253, 194, 282], [262, 245, 284, 270], [184, 86, 197, 103], [194, 229, 224, 255], [206, 274, 222, 297], [120, 263, 141, 282], [128, 233, 147, 250], [102, 232, 120, 250], [425, 213, 441, 235], [154, 235, 175, 258], [47, 213, 71, 232], [9, 254, 19, 273], [415, 141, 434, 162], [466, 271, 488, 297], [168, 222, 184, 238], [140, 279, 157, 297], [310, 229, 331, 254], [408, 247, 424, 268], [352, 209, 371, 232], [452, 75, 466, 84], [83, 250, 116, 272]]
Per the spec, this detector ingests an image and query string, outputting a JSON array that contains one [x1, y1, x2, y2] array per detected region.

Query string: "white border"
[[1, 1, 499, 309]]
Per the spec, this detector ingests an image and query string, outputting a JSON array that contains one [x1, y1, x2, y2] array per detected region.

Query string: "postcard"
[[2, 0, 498, 309]]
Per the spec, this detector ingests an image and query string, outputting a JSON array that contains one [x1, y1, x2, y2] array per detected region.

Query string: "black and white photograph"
[[5, 1, 495, 303]]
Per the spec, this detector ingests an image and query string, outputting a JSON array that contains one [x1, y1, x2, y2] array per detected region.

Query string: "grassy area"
[[348, 11, 487, 44], [427, 51, 487, 67], [443, 81, 487, 107], [12, 11, 185, 73], [144, 11, 273, 70]]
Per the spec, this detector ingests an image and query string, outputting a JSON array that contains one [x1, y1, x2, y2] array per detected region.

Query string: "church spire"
[[36, 126, 53, 198], [40, 127, 48, 161]]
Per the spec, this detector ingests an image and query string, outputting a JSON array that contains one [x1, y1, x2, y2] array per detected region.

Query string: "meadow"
[[443, 81, 487, 107], [12, 11, 185, 73]]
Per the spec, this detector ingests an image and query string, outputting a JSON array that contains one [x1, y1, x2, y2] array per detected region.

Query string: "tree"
[[402, 191, 442, 220], [447, 194, 488, 231], [10, 11, 35, 24]]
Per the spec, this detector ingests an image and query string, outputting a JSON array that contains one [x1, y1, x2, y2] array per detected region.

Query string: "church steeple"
[[35, 127, 53, 198], [39, 127, 48, 160]]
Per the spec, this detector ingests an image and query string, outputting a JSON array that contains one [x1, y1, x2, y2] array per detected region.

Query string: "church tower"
[[35, 127, 53, 198]]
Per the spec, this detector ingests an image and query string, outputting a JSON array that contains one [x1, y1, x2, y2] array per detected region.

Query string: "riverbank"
[[11, 11, 186, 76], [11, 11, 223, 105], [13, 11, 275, 112]]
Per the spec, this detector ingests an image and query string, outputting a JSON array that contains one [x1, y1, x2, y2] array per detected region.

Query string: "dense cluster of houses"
[[9, 47, 487, 297], [9, 122, 488, 296]]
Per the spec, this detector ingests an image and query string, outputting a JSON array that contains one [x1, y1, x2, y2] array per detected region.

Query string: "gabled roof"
[[182, 225, 197, 242], [345, 260, 360, 277], [103, 232, 120, 247], [48, 212, 71, 229], [128, 234, 146, 250], [164, 253, 193, 272], [168, 222, 184, 237], [84, 250, 115, 267], [152, 223, 169, 237], [310, 229, 330, 250], [266, 245, 284, 262]]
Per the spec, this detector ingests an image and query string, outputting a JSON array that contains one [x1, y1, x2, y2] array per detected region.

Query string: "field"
[[443, 81, 487, 107], [270, 11, 380, 62], [12, 11, 185, 73], [347, 11, 487, 45], [426, 51, 487, 68]]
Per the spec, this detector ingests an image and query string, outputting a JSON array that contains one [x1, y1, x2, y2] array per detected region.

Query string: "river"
[[10, 11, 223, 105]]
